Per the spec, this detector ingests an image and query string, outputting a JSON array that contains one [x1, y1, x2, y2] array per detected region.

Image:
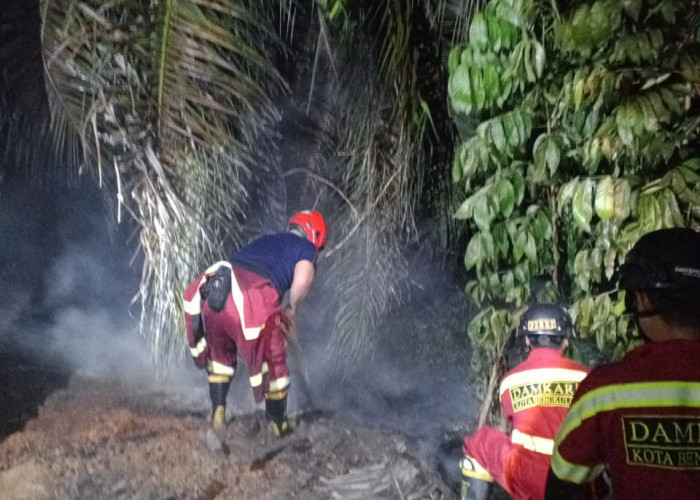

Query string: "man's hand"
[[281, 306, 297, 341]]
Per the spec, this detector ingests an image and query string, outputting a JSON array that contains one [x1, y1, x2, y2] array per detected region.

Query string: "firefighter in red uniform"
[[183, 210, 327, 436], [461, 303, 589, 500], [546, 227, 700, 500]]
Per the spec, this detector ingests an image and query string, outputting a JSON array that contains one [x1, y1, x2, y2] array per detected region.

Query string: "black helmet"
[[619, 228, 700, 293], [516, 303, 575, 345]]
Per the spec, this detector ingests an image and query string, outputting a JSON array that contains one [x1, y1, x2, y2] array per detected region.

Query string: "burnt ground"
[[0, 363, 452, 500]]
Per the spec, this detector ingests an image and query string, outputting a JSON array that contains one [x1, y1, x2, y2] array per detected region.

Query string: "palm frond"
[[40, 0, 286, 368]]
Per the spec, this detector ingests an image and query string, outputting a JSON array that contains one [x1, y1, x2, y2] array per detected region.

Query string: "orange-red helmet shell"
[[289, 210, 327, 250]]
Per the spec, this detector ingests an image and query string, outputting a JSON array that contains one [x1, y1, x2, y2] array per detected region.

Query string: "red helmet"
[[289, 210, 327, 250]]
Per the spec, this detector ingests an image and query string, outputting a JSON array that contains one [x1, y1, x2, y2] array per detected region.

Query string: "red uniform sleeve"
[[550, 374, 606, 484], [183, 273, 208, 368]]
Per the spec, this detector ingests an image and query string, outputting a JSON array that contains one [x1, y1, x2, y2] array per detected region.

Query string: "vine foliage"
[[448, 0, 700, 424]]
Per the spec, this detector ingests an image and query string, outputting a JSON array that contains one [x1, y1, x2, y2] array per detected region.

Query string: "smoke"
[[0, 167, 477, 490]]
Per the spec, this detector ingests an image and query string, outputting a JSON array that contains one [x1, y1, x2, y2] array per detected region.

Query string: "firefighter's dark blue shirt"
[[231, 232, 317, 298]]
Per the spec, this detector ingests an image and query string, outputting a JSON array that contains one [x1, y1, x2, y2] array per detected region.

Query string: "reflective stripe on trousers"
[[511, 429, 554, 455]]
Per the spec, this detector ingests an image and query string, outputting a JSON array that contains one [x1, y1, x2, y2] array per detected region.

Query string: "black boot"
[[460, 455, 494, 500], [265, 395, 295, 437], [208, 375, 231, 430]]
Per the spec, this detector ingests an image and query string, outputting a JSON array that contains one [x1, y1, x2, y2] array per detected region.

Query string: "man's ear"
[[635, 291, 654, 313]]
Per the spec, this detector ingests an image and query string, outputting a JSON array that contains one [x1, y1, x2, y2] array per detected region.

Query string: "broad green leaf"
[[474, 193, 495, 230], [465, 233, 484, 270], [471, 67, 486, 110], [532, 40, 545, 78], [682, 158, 700, 172], [595, 176, 615, 219], [604, 247, 617, 280], [483, 65, 500, 105], [448, 64, 473, 115], [545, 138, 561, 176], [621, 0, 642, 21], [638, 96, 659, 132], [646, 92, 671, 123], [616, 105, 633, 146], [573, 79, 585, 110], [490, 119, 507, 154], [613, 178, 632, 220], [577, 296, 595, 336], [488, 13, 502, 52], [503, 112, 518, 147], [513, 228, 527, 261], [496, 178, 515, 218], [572, 179, 594, 232], [448, 45, 463, 74], [558, 178, 579, 214], [462, 147, 479, 179], [512, 110, 528, 147], [469, 12, 489, 48], [663, 190, 684, 227], [510, 167, 526, 205], [524, 232, 537, 263], [455, 195, 475, 220]]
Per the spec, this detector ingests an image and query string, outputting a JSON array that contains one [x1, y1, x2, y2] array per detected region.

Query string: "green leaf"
[[469, 12, 489, 48], [558, 178, 579, 214], [503, 113, 518, 148], [577, 296, 595, 336], [512, 110, 528, 147], [483, 65, 500, 106], [510, 167, 526, 205], [488, 13, 502, 52], [573, 78, 585, 111], [524, 232, 537, 263], [639, 96, 659, 132], [545, 137, 561, 176], [595, 176, 615, 219], [448, 45, 463, 74], [614, 178, 632, 220], [513, 228, 527, 261], [448, 64, 473, 115], [474, 192, 495, 230], [490, 119, 507, 154], [455, 195, 475, 220], [465, 232, 484, 270], [496, 178, 515, 217], [646, 92, 671, 123], [616, 105, 633, 146], [532, 40, 546, 79], [572, 179, 594, 232], [621, 0, 642, 21], [471, 67, 486, 110]]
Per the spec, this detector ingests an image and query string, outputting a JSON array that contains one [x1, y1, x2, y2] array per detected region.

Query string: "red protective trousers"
[[184, 264, 289, 402], [464, 427, 550, 500]]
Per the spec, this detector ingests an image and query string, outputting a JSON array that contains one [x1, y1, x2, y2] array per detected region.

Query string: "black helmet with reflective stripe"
[[619, 228, 700, 293], [516, 303, 575, 345]]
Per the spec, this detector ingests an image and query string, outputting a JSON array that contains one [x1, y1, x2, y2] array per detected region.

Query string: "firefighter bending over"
[[183, 210, 327, 437], [461, 304, 589, 500], [546, 228, 700, 500]]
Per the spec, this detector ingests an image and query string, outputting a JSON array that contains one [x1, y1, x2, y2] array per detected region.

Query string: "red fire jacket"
[[464, 348, 589, 500], [550, 340, 700, 499], [183, 261, 289, 402]]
